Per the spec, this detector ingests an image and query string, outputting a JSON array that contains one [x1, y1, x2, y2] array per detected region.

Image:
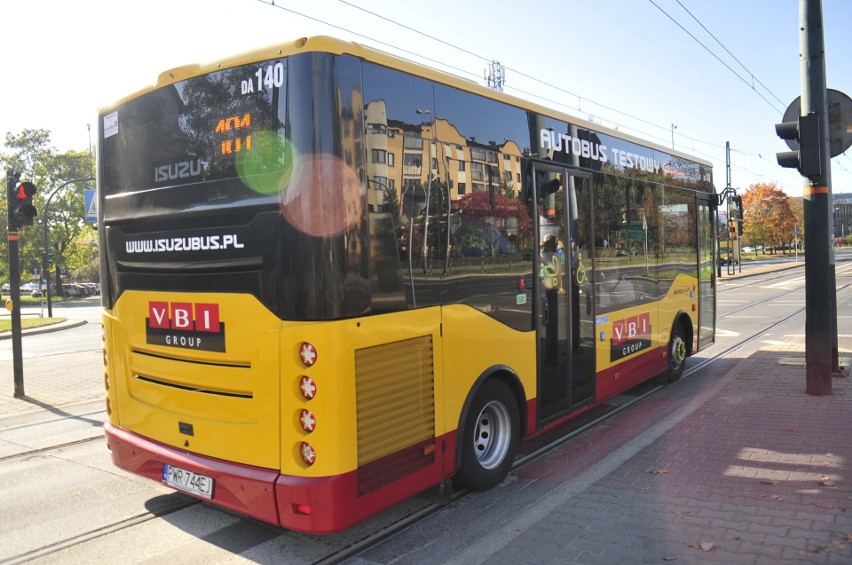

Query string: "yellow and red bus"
[[99, 36, 717, 534]]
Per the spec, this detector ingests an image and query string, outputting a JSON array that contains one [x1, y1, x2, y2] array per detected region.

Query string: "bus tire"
[[666, 323, 687, 382], [457, 379, 519, 491]]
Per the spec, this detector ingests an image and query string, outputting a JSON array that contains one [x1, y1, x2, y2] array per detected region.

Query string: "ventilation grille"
[[355, 335, 435, 494]]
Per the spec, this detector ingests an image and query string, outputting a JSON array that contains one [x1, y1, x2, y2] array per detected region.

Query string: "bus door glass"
[[697, 193, 716, 349], [533, 163, 596, 420]]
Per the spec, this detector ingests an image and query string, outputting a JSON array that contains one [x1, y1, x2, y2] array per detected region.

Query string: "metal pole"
[[42, 177, 95, 317], [800, 0, 834, 394], [6, 171, 25, 397], [725, 141, 732, 189]]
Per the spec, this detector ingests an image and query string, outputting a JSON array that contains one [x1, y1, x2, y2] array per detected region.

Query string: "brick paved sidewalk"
[[480, 345, 852, 564], [0, 348, 103, 419]]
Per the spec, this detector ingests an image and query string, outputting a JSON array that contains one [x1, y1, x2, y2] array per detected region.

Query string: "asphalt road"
[[0, 256, 850, 564]]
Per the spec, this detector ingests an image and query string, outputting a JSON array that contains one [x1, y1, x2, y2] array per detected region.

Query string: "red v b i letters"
[[146, 301, 226, 352]]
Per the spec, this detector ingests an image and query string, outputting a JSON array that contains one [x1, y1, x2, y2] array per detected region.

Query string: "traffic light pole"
[[800, 0, 834, 395], [6, 170, 25, 398]]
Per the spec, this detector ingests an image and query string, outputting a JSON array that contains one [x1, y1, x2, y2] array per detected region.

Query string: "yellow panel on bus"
[[106, 291, 283, 469]]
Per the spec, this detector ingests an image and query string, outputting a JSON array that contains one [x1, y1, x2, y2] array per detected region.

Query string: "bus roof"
[[100, 35, 712, 169]]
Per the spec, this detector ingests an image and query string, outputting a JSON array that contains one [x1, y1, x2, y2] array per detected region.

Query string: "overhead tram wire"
[[333, 0, 810, 190], [255, 0, 480, 82], [266, 0, 746, 156], [647, 0, 786, 115], [338, 0, 485, 63], [673, 0, 787, 109], [340, 0, 726, 149], [258, 0, 796, 189], [334, 0, 727, 153]]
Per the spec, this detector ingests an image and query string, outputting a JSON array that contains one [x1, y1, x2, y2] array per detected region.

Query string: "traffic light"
[[728, 221, 737, 239], [731, 195, 743, 220], [8, 180, 38, 229], [775, 113, 821, 178]]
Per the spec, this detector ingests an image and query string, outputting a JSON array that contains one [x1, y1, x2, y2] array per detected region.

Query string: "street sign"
[[84, 190, 97, 223], [781, 89, 852, 157]]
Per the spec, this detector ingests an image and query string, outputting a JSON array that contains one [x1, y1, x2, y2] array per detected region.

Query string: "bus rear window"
[[100, 59, 287, 196]]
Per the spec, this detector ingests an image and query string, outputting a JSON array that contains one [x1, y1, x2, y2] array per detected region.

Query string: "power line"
[[647, 0, 786, 114], [255, 0, 841, 194], [673, 0, 786, 108], [254, 0, 480, 81], [330, 0, 793, 161], [335, 0, 723, 148]]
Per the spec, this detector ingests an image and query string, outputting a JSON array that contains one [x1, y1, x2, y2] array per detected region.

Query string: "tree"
[[1, 129, 96, 288], [454, 190, 533, 260], [741, 182, 797, 253]]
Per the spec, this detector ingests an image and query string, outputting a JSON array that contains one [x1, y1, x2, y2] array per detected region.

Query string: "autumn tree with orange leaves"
[[741, 182, 798, 252]]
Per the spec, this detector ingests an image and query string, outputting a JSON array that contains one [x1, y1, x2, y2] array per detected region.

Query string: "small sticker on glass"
[[104, 111, 119, 138]]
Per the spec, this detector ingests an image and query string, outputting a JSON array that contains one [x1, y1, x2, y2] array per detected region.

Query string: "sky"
[[2, 0, 850, 198]]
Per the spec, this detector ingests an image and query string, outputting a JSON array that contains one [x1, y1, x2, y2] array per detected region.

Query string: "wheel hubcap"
[[671, 336, 686, 370], [473, 400, 511, 470]]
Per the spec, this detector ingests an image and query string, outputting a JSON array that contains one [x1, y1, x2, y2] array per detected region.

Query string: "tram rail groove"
[[315, 272, 852, 564], [0, 435, 104, 464], [5, 264, 849, 564], [1, 498, 198, 565]]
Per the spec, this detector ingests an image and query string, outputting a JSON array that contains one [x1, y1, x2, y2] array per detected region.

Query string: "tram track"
[[0, 434, 104, 464], [5, 264, 849, 564], [314, 266, 852, 564], [2, 496, 198, 565], [716, 260, 852, 321]]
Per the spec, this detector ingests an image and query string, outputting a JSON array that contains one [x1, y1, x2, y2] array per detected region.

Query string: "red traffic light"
[[15, 181, 37, 200], [8, 180, 38, 228]]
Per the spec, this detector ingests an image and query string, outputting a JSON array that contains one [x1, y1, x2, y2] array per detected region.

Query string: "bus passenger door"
[[697, 193, 716, 350], [533, 163, 596, 421]]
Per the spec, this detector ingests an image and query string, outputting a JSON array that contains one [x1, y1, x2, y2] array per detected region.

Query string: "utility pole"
[[799, 0, 834, 395]]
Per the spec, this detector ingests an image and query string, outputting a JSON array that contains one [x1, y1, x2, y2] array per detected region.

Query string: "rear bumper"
[[104, 423, 280, 525], [104, 423, 426, 534]]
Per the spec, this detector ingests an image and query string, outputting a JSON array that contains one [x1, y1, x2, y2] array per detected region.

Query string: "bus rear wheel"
[[667, 324, 687, 382], [457, 379, 519, 491]]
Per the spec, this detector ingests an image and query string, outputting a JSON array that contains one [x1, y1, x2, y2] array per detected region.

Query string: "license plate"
[[163, 464, 214, 499]]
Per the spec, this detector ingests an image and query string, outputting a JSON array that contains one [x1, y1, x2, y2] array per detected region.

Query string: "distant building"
[[836, 193, 852, 239]]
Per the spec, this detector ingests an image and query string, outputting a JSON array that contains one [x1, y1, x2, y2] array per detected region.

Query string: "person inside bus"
[[540, 235, 559, 365], [570, 239, 582, 352]]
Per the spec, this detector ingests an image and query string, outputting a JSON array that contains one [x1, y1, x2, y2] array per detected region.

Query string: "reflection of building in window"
[[364, 100, 389, 211], [363, 103, 524, 216], [404, 131, 423, 150]]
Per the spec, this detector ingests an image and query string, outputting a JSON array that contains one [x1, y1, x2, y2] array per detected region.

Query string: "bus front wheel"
[[457, 379, 519, 491], [667, 324, 687, 382]]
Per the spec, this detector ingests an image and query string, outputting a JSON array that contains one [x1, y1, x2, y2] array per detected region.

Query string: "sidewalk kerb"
[[0, 319, 88, 340]]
